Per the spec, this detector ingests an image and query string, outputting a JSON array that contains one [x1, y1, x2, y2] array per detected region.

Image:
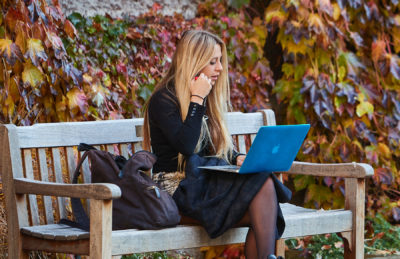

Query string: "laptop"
[[198, 124, 310, 174]]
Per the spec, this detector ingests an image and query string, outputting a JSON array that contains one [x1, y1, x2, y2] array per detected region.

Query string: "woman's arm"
[[149, 91, 205, 155]]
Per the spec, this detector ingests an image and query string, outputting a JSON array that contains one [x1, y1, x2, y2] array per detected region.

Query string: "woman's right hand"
[[190, 73, 212, 104]]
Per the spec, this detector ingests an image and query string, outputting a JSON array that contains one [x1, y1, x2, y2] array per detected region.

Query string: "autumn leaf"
[[371, 40, 386, 64], [15, 21, 28, 54], [389, 55, 400, 80], [64, 19, 77, 39], [318, 0, 333, 17], [22, 62, 44, 88], [378, 143, 391, 159], [46, 32, 65, 59], [67, 88, 88, 114], [356, 99, 374, 117], [25, 38, 48, 66], [5, 7, 27, 32], [308, 13, 325, 34], [0, 39, 23, 65]]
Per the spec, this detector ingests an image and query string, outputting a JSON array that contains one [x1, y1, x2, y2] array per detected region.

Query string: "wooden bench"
[[0, 109, 373, 259]]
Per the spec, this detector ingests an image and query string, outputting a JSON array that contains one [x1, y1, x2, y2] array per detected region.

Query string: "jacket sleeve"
[[148, 92, 205, 155]]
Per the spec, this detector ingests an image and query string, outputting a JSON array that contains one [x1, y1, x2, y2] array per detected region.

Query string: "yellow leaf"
[[83, 73, 93, 83], [0, 38, 23, 65], [308, 13, 325, 34], [332, 3, 341, 21], [356, 100, 374, 117], [66, 88, 87, 114], [25, 38, 47, 66], [56, 95, 68, 113], [5, 94, 14, 116], [392, 27, 400, 53], [378, 143, 391, 158], [22, 62, 44, 87], [10, 76, 20, 101]]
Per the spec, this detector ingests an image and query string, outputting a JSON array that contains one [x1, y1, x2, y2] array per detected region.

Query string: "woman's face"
[[200, 44, 223, 86]]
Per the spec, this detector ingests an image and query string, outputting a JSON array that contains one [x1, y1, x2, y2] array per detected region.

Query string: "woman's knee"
[[260, 176, 276, 195]]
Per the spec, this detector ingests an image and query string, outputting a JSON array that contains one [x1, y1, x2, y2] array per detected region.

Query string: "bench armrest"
[[281, 161, 374, 178], [14, 178, 121, 199]]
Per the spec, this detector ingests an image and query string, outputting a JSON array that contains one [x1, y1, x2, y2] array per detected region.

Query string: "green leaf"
[[282, 63, 294, 77], [68, 12, 86, 30], [228, 0, 249, 9], [22, 62, 44, 87], [338, 66, 346, 81]]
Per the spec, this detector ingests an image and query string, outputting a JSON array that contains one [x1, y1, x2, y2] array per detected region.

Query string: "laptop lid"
[[199, 124, 310, 174], [237, 124, 310, 173]]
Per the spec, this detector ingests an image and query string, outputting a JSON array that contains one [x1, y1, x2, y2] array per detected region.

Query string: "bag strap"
[[63, 146, 94, 231]]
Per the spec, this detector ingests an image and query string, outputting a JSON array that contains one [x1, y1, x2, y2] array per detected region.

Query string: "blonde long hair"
[[143, 30, 234, 170]]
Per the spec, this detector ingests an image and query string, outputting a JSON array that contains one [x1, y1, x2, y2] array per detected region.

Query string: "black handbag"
[[66, 143, 181, 230]]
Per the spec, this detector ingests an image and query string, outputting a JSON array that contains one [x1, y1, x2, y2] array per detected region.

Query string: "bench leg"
[[275, 239, 285, 257], [344, 178, 365, 259], [90, 199, 112, 259], [8, 240, 29, 259]]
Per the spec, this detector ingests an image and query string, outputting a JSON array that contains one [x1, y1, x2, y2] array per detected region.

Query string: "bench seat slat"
[[19, 204, 352, 254], [21, 224, 89, 240]]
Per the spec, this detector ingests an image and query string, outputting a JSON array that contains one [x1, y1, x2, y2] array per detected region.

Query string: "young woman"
[[143, 30, 290, 259]]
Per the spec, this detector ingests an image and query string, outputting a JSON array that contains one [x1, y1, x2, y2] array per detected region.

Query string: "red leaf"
[[152, 3, 162, 11], [371, 40, 386, 64]]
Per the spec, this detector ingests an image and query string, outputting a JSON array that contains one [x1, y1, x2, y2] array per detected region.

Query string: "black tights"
[[240, 177, 278, 259]]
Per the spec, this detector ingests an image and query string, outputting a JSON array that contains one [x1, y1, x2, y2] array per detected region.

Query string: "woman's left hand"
[[236, 155, 246, 166]]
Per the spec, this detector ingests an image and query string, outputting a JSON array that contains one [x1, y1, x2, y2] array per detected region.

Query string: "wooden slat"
[[109, 204, 352, 255], [38, 148, 54, 224], [16, 119, 144, 148], [66, 147, 77, 183], [237, 135, 246, 154], [90, 199, 112, 258], [23, 149, 40, 226], [120, 144, 129, 158], [21, 224, 89, 240], [51, 148, 68, 219], [225, 112, 264, 135], [133, 142, 142, 153], [250, 134, 256, 144], [106, 145, 115, 154]]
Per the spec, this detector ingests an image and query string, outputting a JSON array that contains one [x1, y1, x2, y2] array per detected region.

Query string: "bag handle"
[[68, 147, 94, 231]]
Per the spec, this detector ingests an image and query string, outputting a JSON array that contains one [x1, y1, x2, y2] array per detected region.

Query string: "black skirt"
[[172, 154, 292, 239]]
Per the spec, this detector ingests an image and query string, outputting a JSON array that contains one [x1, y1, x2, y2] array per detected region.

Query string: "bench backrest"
[[0, 110, 274, 230]]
